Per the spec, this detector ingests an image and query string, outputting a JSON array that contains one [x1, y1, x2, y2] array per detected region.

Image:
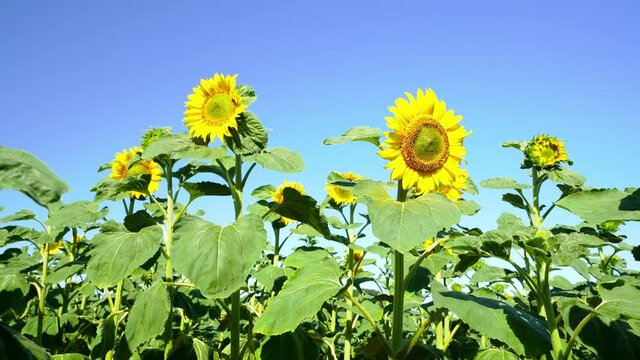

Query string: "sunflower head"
[[271, 181, 305, 225], [41, 241, 63, 256], [378, 89, 471, 195], [109, 146, 163, 198], [183, 73, 247, 143], [439, 168, 469, 202], [352, 248, 364, 263], [326, 172, 361, 206], [524, 134, 569, 169], [141, 127, 172, 149]]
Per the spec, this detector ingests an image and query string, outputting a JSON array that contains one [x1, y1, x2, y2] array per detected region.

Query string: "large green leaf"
[[556, 188, 640, 223], [597, 284, 640, 319], [124, 284, 171, 351], [0, 210, 36, 223], [322, 126, 382, 146], [260, 330, 320, 360], [354, 181, 460, 253], [431, 283, 550, 357], [0, 146, 68, 208], [85, 225, 162, 288], [254, 259, 342, 335], [545, 167, 586, 187], [480, 178, 531, 190], [0, 323, 51, 360], [172, 215, 266, 299], [225, 111, 268, 155], [91, 175, 151, 202], [46, 201, 108, 228], [262, 188, 332, 239], [141, 133, 227, 160], [474, 349, 519, 360], [245, 147, 304, 173], [181, 181, 231, 200]]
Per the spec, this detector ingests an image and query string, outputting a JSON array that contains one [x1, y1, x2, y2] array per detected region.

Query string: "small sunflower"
[[109, 146, 163, 198], [378, 89, 471, 195], [524, 134, 568, 168], [439, 168, 469, 202], [41, 241, 63, 255], [271, 181, 305, 225], [326, 172, 360, 206], [183, 73, 247, 143]]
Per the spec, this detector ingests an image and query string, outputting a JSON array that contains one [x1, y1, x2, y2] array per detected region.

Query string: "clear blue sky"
[[1, 1, 639, 262]]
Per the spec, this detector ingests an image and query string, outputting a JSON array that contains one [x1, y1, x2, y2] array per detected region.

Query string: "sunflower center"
[[204, 93, 234, 125], [401, 119, 450, 174]]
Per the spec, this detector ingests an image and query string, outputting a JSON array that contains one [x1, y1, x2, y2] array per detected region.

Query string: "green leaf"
[[470, 266, 507, 283], [474, 349, 519, 360], [254, 259, 342, 335], [0, 210, 36, 223], [457, 199, 481, 215], [263, 188, 332, 239], [0, 274, 29, 295], [260, 330, 320, 360], [172, 215, 266, 299], [125, 284, 171, 351], [123, 210, 158, 232], [46, 201, 108, 229], [556, 188, 640, 223], [52, 354, 87, 360], [85, 225, 162, 288], [546, 167, 586, 187], [322, 126, 382, 146], [225, 111, 268, 155], [283, 248, 333, 269], [431, 282, 550, 357], [501, 140, 527, 152], [91, 175, 151, 202], [480, 177, 532, 190], [142, 133, 227, 160], [501, 193, 527, 210], [237, 84, 257, 105], [251, 184, 276, 200], [597, 284, 640, 319], [253, 265, 293, 292], [0, 145, 68, 208], [182, 181, 231, 199], [354, 181, 460, 254], [245, 147, 304, 173], [0, 323, 52, 359]]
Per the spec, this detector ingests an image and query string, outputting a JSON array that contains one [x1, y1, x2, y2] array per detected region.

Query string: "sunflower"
[[378, 89, 470, 195], [41, 241, 63, 255], [524, 134, 568, 168], [183, 73, 247, 143], [109, 146, 163, 198], [439, 168, 469, 202], [271, 181, 305, 225], [326, 172, 360, 206]]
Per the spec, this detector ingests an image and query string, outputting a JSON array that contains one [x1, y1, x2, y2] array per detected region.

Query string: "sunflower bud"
[[524, 134, 569, 169]]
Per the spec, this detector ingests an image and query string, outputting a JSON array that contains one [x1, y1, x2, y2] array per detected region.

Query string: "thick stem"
[[273, 228, 281, 265], [392, 182, 408, 355], [37, 244, 50, 345], [230, 154, 244, 360], [164, 162, 175, 281], [343, 204, 356, 360], [540, 260, 564, 359]]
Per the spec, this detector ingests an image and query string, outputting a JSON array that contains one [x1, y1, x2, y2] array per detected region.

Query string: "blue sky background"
[[1, 1, 639, 270]]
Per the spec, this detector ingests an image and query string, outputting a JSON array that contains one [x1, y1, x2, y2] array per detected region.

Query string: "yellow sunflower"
[[378, 89, 470, 195], [524, 134, 568, 168], [183, 73, 247, 143], [326, 172, 360, 205], [41, 241, 63, 255], [271, 181, 305, 225], [439, 168, 469, 202], [109, 146, 163, 198]]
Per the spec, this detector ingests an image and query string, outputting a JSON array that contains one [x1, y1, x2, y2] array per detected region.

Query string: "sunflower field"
[[1, 73, 639, 360]]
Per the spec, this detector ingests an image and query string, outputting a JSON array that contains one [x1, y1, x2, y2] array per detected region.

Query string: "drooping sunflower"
[[109, 146, 163, 198], [326, 172, 360, 206], [438, 168, 469, 202], [271, 181, 305, 225], [378, 89, 470, 195], [183, 73, 247, 143], [524, 134, 568, 168]]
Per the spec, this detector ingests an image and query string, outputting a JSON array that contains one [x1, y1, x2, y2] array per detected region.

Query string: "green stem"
[[343, 291, 393, 357], [273, 228, 281, 265], [540, 260, 564, 359], [562, 312, 597, 360], [392, 182, 408, 355], [402, 310, 441, 358], [343, 204, 356, 360], [230, 154, 244, 360], [36, 243, 50, 345], [164, 162, 175, 281]]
